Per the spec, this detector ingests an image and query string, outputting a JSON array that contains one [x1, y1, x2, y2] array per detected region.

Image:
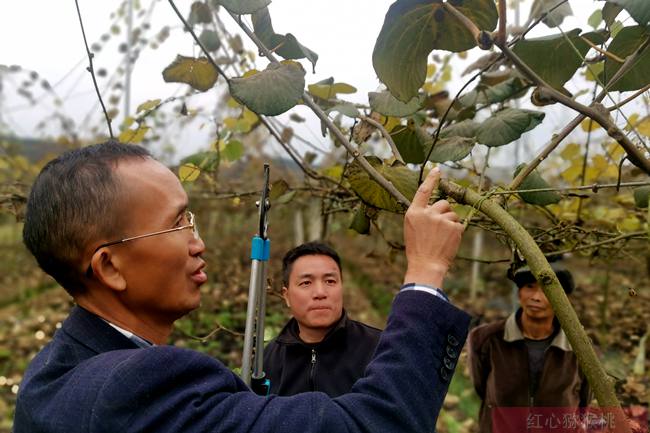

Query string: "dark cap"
[[509, 261, 575, 295]]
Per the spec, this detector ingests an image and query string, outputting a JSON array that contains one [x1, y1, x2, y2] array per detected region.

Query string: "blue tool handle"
[[250, 236, 270, 261]]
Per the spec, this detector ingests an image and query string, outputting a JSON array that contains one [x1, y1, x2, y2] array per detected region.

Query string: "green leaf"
[[514, 164, 561, 206], [308, 80, 357, 99], [198, 30, 221, 52], [439, 119, 480, 139], [181, 151, 219, 171], [634, 186, 650, 208], [588, 9, 603, 29], [512, 29, 607, 89], [369, 91, 423, 117], [390, 124, 429, 164], [529, 0, 573, 27], [189, 2, 212, 25], [599, 0, 650, 26], [162, 55, 218, 92], [459, 76, 529, 107], [229, 61, 305, 116], [600, 26, 650, 92], [135, 99, 161, 113], [426, 136, 475, 163], [372, 0, 498, 102], [602, 2, 624, 27], [349, 205, 371, 235], [223, 140, 244, 161], [328, 103, 360, 118], [345, 156, 419, 213], [252, 7, 318, 71], [476, 108, 545, 147], [218, 0, 270, 14]]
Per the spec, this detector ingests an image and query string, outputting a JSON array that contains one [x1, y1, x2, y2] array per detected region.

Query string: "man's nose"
[[312, 281, 327, 299], [189, 236, 205, 256]]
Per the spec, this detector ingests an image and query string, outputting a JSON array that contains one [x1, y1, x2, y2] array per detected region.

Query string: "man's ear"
[[281, 286, 290, 308], [89, 248, 127, 292]]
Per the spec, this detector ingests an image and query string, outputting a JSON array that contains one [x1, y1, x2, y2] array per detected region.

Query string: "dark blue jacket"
[[14, 291, 470, 433]]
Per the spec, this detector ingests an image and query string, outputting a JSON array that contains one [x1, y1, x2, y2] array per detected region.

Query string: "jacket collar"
[[62, 305, 139, 354], [276, 309, 348, 346], [503, 309, 572, 352]]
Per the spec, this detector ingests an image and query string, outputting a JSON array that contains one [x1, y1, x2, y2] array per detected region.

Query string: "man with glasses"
[[15, 140, 470, 433]]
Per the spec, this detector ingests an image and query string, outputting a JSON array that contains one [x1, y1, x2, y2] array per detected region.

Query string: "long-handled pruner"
[[241, 163, 271, 395]]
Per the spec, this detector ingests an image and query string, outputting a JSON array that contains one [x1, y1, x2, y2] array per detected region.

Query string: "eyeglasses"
[[86, 211, 200, 276]]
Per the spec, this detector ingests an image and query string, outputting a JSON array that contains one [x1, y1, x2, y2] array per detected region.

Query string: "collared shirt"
[[400, 283, 449, 302], [105, 321, 154, 348]]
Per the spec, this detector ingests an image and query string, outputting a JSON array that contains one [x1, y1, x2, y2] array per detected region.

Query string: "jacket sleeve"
[[92, 291, 471, 433], [468, 326, 490, 400]]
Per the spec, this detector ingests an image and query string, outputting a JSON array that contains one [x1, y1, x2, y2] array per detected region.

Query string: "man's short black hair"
[[509, 261, 575, 295], [282, 241, 342, 287], [23, 140, 151, 295]]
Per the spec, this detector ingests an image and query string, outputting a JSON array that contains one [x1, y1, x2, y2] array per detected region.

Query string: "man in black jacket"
[[264, 242, 382, 396]]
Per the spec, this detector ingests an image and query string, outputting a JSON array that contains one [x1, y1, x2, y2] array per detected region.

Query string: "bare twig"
[[496, 0, 507, 46], [607, 83, 650, 111], [74, 0, 114, 139], [547, 231, 647, 258], [495, 180, 650, 195], [361, 116, 404, 164], [580, 36, 625, 63]]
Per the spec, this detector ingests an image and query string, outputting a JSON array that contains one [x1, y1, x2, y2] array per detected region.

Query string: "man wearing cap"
[[468, 261, 591, 433]]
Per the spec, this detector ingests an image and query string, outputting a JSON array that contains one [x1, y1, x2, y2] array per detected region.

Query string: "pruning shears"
[[241, 164, 271, 395]]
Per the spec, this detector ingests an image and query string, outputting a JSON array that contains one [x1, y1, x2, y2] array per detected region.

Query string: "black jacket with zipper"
[[263, 310, 382, 397]]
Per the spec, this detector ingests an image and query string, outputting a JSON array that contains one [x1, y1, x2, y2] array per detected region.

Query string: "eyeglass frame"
[[85, 211, 199, 276]]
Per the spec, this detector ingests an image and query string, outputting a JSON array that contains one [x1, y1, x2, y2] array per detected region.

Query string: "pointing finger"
[[410, 167, 440, 209]]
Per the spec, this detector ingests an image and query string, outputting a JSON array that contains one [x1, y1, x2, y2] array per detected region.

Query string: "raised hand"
[[403, 168, 464, 288]]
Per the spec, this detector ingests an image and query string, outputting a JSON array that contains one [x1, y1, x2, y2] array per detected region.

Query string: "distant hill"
[[0, 135, 69, 163]]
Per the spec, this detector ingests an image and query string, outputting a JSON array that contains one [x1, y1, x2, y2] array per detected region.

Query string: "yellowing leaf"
[[592, 154, 610, 171], [227, 97, 240, 108], [118, 125, 150, 144], [580, 118, 600, 132], [242, 108, 259, 125], [617, 215, 641, 232], [604, 142, 626, 160], [123, 117, 136, 130], [635, 116, 650, 137], [321, 165, 343, 180], [626, 113, 640, 131], [179, 163, 201, 182], [136, 99, 161, 113], [426, 64, 437, 78], [162, 55, 218, 92], [560, 143, 581, 159], [584, 166, 600, 183], [223, 117, 238, 130], [561, 164, 582, 183], [308, 81, 357, 100]]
